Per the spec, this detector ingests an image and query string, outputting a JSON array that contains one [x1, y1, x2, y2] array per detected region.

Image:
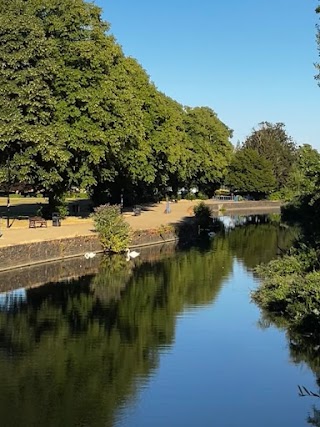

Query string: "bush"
[[193, 202, 212, 228], [91, 204, 131, 253], [197, 191, 209, 200], [185, 192, 196, 200]]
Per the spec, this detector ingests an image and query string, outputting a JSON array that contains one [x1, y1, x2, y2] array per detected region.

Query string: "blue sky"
[[94, 0, 320, 149]]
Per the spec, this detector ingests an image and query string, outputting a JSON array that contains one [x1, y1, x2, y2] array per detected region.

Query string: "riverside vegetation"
[[252, 4, 320, 342], [252, 147, 320, 340]]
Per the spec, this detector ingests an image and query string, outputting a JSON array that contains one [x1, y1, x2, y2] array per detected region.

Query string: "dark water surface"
[[0, 216, 319, 427]]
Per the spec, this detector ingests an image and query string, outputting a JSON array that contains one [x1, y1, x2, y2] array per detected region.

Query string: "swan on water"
[[84, 252, 96, 259], [125, 248, 140, 260]]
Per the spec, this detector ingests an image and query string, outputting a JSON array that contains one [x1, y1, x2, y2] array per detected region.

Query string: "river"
[[0, 215, 319, 427]]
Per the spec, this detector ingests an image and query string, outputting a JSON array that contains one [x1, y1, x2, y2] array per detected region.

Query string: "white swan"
[[84, 252, 96, 259], [125, 248, 140, 261]]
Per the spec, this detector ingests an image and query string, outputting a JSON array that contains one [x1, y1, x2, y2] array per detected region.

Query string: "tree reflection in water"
[[0, 215, 302, 427]]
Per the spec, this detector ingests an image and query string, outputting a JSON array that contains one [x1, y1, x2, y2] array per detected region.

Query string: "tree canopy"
[[226, 147, 276, 197], [243, 122, 296, 189], [0, 0, 233, 207]]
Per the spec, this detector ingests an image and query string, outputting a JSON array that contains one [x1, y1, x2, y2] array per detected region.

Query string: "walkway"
[[0, 200, 281, 248], [0, 200, 197, 247]]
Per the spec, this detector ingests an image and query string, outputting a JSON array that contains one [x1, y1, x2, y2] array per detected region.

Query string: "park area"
[[0, 196, 201, 247]]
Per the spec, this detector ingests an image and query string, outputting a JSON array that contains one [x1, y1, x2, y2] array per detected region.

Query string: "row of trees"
[[0, 0, 233, 210]]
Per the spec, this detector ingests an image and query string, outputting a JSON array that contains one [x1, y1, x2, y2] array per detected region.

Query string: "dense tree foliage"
[[0, 0, 233, 208], [243, 122, 296, 189], [226, 147, 276, 197]]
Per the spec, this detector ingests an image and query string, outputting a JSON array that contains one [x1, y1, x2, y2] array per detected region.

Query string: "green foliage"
[[91, 204, 131, 253], [0, 0, 234, 205], [253, 247, 320, 334], [197, 191, 209, 200], [183, 106, 233, 191], [185, 192, 197, 200], [193, 202, 212, 228], [226, 147, 276, 196], [243, 122, 297, 189]]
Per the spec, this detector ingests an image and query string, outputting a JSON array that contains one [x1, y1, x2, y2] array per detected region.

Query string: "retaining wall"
[[0, 231, 177, 273]]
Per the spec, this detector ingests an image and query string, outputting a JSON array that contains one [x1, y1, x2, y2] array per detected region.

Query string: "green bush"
[[185, 192, 196, 200], [252, 248, 320, 333], [193, 202, 212, 228], [197, 191, 209, 200], [91, 204, 131, 253]]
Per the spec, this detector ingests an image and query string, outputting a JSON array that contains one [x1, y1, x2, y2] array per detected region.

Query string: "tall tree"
[[0, 0, 70, 194], [183, 106, 233, 194], [0, 0, 124, 210], [226, 147, 276, 197], [243, 122, 296, 189]]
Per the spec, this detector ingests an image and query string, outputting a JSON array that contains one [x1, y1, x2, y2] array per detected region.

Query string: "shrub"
[[197, 191, 209, 200], [185, 192, 196, 200], [91, 204, 131, 253], [193, 202, 212, 228]]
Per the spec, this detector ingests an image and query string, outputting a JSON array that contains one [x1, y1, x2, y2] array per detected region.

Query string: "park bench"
[[29, 216, 47, 228], [133, 205, 142, 216]]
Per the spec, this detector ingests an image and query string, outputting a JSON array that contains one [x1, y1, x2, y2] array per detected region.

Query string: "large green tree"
[[243, 122, 296, 189], [226, 147, 276, 197], [0, 0, 123, 208], [0, 0, 234, 207], [0, 0, 70, 194], [183, 106, 233, 195]]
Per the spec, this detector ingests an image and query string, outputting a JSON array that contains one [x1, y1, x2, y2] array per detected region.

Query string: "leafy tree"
[[0, 0, 124, 210], [183, 106, 233, 195], [226, 147, 276, 197], [91, 204, 131, 253], [0, 0, 70, 195], [286, 144, 320, 197], [243, 122, 296, 189]]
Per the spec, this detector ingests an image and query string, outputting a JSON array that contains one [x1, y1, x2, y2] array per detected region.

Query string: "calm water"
[[0, 216, 319, 427]]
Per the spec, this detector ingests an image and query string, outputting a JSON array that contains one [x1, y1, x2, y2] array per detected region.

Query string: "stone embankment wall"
[[209, 200, 282, 213], [0, 231, 177, 273], [0, 241, 178, 293]]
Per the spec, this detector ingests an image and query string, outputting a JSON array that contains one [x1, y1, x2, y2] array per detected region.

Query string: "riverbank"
[[0, 200, 282, 272]]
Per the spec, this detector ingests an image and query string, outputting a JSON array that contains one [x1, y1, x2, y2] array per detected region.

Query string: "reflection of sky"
[[0, 287, 26, 311], [117, 260, 316, 427]]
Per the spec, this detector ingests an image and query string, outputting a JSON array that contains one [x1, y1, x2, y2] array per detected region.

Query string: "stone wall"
[[0, 241, 178, 293], [0, 231, 177, 273], [209, 200, 282, 212]]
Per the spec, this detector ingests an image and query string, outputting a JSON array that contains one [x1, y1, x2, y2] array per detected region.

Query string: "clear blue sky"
[[94, 0, 320, 149]]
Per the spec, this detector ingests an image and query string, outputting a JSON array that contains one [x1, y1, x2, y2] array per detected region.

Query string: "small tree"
[[193, 202, 213, 228], [92, 204, 131, 253]]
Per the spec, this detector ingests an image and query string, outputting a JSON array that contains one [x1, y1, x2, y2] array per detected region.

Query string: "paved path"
[[0, 200, 197, 247], [0, 200, 281, 248]]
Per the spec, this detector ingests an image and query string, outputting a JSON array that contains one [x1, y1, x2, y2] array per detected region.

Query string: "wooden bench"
[[29, 216, 47, 228]]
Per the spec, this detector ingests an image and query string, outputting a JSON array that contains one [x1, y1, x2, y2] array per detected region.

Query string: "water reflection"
[[0, 215, 313, 427]]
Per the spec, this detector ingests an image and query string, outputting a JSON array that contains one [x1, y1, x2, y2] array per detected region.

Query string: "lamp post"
[[120, 189, 124, 213], [6, 156, 10, 228]]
